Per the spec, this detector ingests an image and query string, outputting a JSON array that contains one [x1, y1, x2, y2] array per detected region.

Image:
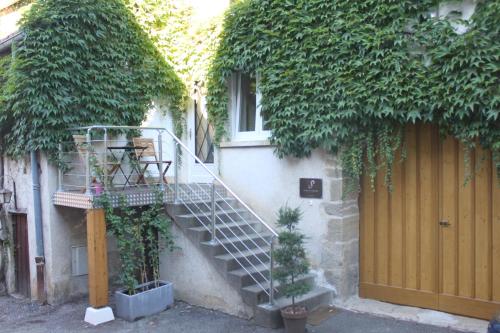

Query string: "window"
[[231, 73, 270, 141]]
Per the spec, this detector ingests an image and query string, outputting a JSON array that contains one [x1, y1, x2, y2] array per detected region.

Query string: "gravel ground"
[[0, 296, 473, 333]]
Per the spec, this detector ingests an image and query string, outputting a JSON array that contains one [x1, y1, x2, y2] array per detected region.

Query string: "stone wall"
[[320, 155, 359, 299]]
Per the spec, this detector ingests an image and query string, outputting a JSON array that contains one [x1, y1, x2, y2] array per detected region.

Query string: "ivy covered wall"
[[0, 0, 185, 158], [207, 0, 499, 190]]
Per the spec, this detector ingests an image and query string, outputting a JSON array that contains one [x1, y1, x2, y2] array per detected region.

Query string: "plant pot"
[[489, 313, 500, 333], [115, 280, 174, 321], [281, 306, 308, 333]]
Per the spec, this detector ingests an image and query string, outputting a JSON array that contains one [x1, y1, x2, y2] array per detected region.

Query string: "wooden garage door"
[[359, 124, 500, 320]]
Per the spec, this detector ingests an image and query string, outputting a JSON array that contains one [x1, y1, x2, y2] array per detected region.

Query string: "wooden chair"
[[132, 137, 172, 185]]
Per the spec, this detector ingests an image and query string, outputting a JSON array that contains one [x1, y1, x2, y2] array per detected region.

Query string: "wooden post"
[[86, 208, 108, 308]]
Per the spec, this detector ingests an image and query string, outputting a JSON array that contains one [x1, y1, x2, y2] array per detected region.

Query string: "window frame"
[[231, 72, 270, 142]]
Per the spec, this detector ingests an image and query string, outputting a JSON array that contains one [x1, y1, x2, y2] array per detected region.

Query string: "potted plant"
[[100, 191, 175, 321], [273, 205, 312, 333]]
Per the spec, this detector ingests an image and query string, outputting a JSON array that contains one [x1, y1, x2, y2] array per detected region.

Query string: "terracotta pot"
[[281, 306, 308, 333]]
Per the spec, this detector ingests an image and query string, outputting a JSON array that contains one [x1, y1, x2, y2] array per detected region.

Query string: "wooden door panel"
[[419, 125, 439, 293], [457, 145, 474, 299], [473, 147, 492, 301], [493, 168, 500, 302], [440, 137, 458, 296], [360, 124, 439, 299], [389, 149, 404, 288], [360, 124, 500, 320], [404, 125, 419, 290], [360, 171, 375, 284], [14, 214, 30, 298]]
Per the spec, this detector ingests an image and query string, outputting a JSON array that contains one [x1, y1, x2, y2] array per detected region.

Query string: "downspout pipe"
[[30, 150, 46, 303]]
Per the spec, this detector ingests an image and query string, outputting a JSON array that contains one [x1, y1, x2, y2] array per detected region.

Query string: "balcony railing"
[[54, 125, 278, 305]]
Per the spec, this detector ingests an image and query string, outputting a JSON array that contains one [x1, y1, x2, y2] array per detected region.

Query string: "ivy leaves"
[[0, 0, 184, 158], [207, 0, 500, 189]]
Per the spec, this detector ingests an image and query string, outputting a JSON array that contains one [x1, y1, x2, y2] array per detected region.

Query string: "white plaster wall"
[[160, 223, 253, 319], [218, 146, 332, 267], [3, 154, 120, 303], [4, 156, 38, 298]]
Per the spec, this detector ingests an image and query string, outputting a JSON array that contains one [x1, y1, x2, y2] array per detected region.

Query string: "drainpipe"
[[30, 151, 46, 303]]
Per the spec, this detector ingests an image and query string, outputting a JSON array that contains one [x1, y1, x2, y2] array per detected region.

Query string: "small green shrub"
[[273, 206, 311, 309]]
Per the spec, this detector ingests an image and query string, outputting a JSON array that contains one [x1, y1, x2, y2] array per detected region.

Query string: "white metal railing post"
[[158, 131, 164, 190], [85, 130, 91, 194], [58, 143, 63, 191], [210, 181, 216, 244], [103, 129, 108, 191], [269, 236, 276, 306], [174, 141, 179, 203]]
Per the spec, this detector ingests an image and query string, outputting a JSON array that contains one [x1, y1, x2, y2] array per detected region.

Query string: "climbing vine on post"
[[98, 191, 175, 295], [0, 0, 185, 159], [207, 0, 500, 191]]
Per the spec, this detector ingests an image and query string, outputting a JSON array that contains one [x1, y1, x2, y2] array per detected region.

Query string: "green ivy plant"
[[125, 0, 224, 136], [98, 190, 175, 295], [206, 0, 500, 191], [0, 0, 185, 159]]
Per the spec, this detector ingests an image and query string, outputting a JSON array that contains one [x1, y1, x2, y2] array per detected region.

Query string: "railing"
[[58, 125, 278, 305]]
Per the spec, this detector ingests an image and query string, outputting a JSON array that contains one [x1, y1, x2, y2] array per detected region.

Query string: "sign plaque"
[[299, 178, 323, 199]]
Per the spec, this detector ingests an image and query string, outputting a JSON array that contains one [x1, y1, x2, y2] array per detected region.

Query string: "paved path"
[[0, 296, 472, 333]]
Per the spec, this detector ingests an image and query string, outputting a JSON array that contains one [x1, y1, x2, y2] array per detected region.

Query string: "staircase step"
[[201, 233, 272, 256], [214, 247, 270, 272], [182, 198, 239, 214], [188, 221, 262, 242], [254, 287, 333, 328], [227, 263, 270, 289], [177, 208, 253, 226], [241, 273, 316, 306]]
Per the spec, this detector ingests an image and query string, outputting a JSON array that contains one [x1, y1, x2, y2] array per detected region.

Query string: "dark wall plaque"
[[300, 178, 323, 199]]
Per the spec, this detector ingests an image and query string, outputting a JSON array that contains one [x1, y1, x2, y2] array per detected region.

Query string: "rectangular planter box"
[[115, 280, 174, 321]]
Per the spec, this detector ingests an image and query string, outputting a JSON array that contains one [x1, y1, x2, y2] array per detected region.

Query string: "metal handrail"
[[73, 125, 278, 238], [69, 125, 278, 305], [176, 185, 271, 293]]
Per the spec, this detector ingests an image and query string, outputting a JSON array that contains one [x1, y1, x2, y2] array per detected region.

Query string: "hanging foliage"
[[0, 0, 185, 158], [125, 0, 224, 136], [206, 0, 500, 191]]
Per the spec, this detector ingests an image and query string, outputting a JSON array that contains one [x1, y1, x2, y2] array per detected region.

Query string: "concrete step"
[[165, 200, 239, 219], [200, 233, 272, 256], [227, 263, 270, 289], [241, 273, 316, 306], [177, 209, 253, 226], [254, 287, 333, 328], [182, 198, 239, 214], [188, 221, 262, 242], [214, 247, 270, 272]]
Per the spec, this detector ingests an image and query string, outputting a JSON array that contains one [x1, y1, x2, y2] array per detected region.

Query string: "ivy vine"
[[98, 191, 175, 295], [0, 0, 185, 158], [125, 0, 224, 135], [206, 0, 500, 191]]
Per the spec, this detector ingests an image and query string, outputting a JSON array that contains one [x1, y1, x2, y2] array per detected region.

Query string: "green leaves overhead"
[[207, 0, 500, 190], [0, 0, 184, 157]]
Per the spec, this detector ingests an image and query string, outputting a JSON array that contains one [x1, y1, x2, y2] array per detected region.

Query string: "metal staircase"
[[55, 125, 332, 328], [165, 131, 332, 328]]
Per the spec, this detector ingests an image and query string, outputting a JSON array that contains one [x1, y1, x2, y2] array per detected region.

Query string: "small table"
[[107, 146, 147, 188]]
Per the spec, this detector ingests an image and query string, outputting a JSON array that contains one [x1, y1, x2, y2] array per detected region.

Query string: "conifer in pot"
[[273, 206, 312, 333]]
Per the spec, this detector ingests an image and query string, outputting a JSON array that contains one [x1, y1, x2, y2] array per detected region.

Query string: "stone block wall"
[[320, 155, 360, 299]]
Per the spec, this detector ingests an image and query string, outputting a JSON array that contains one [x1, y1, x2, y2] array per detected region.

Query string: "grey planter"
[[115, 280, 174, 321]]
